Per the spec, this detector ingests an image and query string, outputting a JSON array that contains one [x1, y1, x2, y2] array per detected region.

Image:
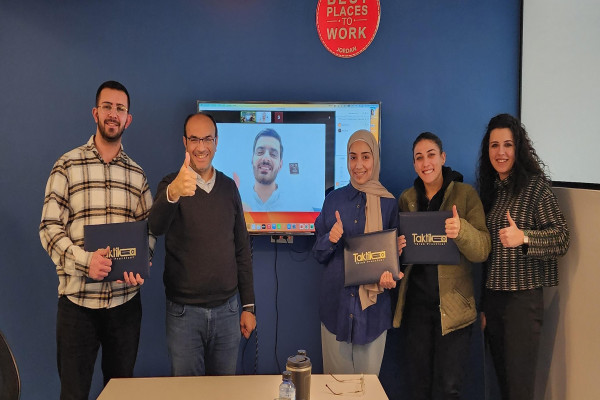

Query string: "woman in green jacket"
[[393, 132, 491, 399]]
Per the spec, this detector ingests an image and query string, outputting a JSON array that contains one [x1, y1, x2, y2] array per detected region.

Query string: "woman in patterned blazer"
[[477, 113, 570, 400]]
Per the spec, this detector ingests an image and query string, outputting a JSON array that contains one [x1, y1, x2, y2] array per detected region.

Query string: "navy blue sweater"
[[149, 170, 254, 306]]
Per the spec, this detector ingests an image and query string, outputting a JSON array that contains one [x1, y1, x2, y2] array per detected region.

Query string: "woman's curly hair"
[[476, 113, 548, 212]]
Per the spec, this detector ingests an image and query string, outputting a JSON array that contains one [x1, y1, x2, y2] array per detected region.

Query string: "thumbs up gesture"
[[445, 205, 461, 239], [167, 152, 197, 202], [498, 211, 524, 248], [329, 210, 344, 244]]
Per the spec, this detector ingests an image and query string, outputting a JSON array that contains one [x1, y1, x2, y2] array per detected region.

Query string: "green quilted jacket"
[[393, 181, 491, 335]]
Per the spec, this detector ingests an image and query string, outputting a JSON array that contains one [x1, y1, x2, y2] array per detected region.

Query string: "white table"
[[97, 374, 388, 400]]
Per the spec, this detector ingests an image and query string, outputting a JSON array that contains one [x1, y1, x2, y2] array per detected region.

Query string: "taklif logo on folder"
[[411, 233, 448, 245], [353, 250, 387, 264], [107, 247, 137, 259], [399, 211, 460, 265]]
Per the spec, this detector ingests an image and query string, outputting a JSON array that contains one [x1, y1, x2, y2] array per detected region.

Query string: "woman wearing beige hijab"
[[313, 129, 405, 375]]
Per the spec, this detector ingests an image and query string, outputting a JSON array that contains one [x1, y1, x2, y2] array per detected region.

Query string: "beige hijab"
[[347, 130, 394, 310]]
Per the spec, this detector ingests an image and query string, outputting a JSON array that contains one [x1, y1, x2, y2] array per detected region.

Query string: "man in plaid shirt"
[[40, 81, 155, 400]]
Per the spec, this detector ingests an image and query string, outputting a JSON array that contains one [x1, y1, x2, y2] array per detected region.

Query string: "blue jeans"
[[166, 295, 241, 376]]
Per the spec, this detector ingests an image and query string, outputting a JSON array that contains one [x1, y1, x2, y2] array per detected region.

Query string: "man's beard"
[[256, 175, 276, 185], [254, 162, 277, 185], [98, 120, 125, 142]]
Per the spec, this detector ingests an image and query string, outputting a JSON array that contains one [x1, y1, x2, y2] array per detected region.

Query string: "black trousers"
[[404, 301, 473, 400], [484, 288, 544, 400], [56, 293, 142, 400]]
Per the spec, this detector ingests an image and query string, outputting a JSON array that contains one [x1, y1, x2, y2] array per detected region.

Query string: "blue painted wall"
[[0, 1, 519, 398]]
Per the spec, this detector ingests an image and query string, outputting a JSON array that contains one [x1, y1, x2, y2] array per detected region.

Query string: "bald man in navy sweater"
[[149, 113, 256, 376]]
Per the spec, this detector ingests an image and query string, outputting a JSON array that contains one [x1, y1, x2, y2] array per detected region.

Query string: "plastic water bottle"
[[279, 370, 296, 400]]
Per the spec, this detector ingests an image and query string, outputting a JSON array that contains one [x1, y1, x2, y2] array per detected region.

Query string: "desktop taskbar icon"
[[248, 223, 315, 231]]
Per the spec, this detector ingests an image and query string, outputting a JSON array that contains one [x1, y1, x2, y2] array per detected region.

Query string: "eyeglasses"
[[97, 104, 128, 116], [325, 374, 365, 396], [186, 136, 216, 146]]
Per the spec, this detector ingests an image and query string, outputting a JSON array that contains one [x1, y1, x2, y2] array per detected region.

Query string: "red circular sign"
[[316, 0, 381, 58]]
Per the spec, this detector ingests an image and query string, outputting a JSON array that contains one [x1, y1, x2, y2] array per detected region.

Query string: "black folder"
[[398, 211, 460, 265], [84, 221, 150, 282], [343, 229, 400, 287]]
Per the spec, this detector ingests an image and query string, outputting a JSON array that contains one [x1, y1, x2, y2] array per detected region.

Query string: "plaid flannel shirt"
[[40, 135, 155, 309]]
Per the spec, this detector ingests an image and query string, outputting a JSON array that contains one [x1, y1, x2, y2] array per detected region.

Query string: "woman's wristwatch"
[[522, 230, 530, 254], [523, 230, 530, 245]]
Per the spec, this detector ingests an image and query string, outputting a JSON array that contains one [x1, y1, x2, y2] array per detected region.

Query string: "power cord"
[[241, 235, 258, 375], [273, 239, 282, 373]]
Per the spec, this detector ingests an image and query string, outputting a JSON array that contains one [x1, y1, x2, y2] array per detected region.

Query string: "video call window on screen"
[[197, 101, 381, 235]]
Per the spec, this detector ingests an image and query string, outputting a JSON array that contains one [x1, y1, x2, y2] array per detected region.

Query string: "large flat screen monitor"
[[197, 101, 381, 235]]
